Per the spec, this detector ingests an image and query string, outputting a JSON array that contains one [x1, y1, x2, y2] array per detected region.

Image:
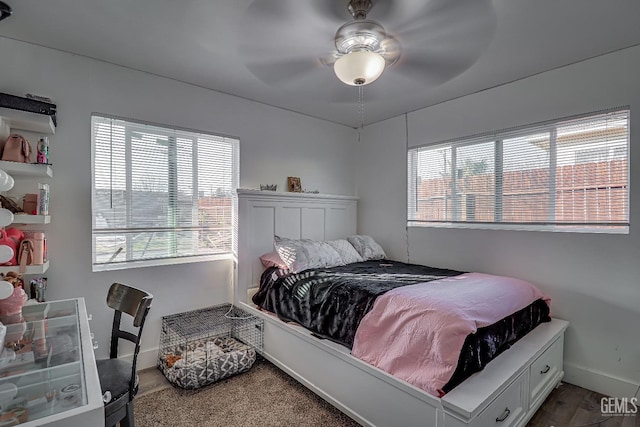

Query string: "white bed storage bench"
[[242, 304, 567, 427], [236, 189, 568, 427]]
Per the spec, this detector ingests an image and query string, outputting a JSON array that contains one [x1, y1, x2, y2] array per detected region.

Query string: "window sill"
[[407, 221, 629, 235], [92, 253, 234, 272]]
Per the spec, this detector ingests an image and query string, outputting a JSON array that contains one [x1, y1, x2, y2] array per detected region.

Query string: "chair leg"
[[120, 400, 135, 427]]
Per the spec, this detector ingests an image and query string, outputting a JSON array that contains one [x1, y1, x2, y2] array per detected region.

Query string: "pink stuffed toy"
[[0, 285, 27, 344]]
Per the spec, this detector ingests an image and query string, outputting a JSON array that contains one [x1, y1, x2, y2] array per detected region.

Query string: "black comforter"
[[252, 260, 462, 347]]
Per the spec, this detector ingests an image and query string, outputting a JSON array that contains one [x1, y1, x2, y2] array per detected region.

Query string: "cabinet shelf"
[[12, 214, 51, 225], [0, 160, 52, 178], [0, 260, 49, 275], [0, 357, 80, 384], [0, 107, 55, 135]]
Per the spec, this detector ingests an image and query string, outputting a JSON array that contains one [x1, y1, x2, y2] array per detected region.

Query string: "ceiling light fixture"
[[333, 0, 389, 86], [334, 50, 385, 86]]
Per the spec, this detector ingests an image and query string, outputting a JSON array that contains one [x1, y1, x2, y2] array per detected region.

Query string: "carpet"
[[135, 359, 361, 427]]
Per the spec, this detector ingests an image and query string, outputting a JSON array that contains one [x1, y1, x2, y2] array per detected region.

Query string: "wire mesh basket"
[[158, 303, 263, 389]]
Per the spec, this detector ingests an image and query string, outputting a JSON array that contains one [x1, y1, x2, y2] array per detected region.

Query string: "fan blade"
[[380, 35, 401, 65], [366, 1, 394, 21], [381, 0, 496, 86], [243, 0, 298, 22], [392, 49, 479, 86], [245, 58, 324, 86], [239, 0, 343, 85], [242, 0, 343, 35], [319, 52, 340, 67], [390, 0, 496, 46], [308, 0, 351, 21]]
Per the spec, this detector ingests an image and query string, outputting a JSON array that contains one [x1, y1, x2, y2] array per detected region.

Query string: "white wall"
[[356, 45, 640, 398], [0, 37, 357, 368]]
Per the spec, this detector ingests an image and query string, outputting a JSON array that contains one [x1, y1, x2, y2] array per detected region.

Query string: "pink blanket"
[[351, 272, 550, 397]]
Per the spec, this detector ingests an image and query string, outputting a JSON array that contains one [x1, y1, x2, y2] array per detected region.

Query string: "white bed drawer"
[[476, 372, 526, 427], [445, 372, 527, 427], [529, 336, 563, 405]]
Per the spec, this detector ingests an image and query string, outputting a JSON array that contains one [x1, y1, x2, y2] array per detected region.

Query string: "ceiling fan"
[[329, 0, 400, 86], [239, 0, 496, 97]]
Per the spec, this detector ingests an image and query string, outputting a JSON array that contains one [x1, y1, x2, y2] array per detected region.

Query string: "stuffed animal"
[[0, 272, 26, 313], [0, 272, 27, 345], [1, 271, 24, 290]]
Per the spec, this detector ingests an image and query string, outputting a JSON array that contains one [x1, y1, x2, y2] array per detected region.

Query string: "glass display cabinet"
[[0, 298, 103, 426]]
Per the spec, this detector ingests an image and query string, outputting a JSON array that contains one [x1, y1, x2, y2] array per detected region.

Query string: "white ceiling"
[[1, 0, 639, 128]]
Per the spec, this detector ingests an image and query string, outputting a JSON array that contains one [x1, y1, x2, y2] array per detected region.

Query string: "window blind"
[[92, 115, 239, 271], [408, 108, 629, 232]]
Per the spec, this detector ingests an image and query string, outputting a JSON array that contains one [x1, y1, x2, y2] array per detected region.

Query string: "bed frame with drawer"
[[235, 189, 568, 427]]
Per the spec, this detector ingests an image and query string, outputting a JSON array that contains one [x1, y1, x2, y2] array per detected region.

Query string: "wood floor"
[[527, 384, 640, 427], [138, 365, 639, 426]]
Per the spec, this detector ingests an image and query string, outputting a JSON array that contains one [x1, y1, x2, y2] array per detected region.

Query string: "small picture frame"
[[287, 177, 302, 192]]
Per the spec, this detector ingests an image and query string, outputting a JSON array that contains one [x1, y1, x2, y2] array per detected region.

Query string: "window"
[[91, 115, 239, 271], [408, 108, 629, 233]]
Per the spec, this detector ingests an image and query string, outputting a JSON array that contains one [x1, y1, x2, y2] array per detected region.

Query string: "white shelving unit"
[[0, 161, 53, 178], [11, 214, 51, 225], [0, 260, 49, 275], [0, 107, 55, 135], [0, 108, 54, 275]]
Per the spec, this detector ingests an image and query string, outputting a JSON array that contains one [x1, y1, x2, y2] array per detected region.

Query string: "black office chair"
[[97, 283, 153, 427]]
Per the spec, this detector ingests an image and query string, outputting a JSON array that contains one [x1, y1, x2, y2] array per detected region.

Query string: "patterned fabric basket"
[[160, 336, 257, 389]]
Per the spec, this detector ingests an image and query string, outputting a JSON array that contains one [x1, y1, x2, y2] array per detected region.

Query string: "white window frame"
[[407, 108, 630, 234], [91, 114, 239, 271]]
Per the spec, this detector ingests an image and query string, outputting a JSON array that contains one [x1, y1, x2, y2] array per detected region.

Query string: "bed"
[[235, 189, 568, 427]]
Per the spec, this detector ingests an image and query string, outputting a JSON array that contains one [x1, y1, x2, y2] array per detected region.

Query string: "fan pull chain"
[[358, 85, 365, 129], [405, 112, 411, 264]]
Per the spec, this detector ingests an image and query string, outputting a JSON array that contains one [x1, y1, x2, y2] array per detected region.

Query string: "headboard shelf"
[[238, 188, 358, 202], [236, 189, 358, 304]]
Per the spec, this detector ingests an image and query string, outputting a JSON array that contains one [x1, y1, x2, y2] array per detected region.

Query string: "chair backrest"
[[107, 282, 153, 328], [106, 282, 153, 398]]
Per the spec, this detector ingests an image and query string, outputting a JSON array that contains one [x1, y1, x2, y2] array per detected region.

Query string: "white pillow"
[[274, 236, 344, 273], [326, 239, 364, 264], [347, 235, 386, 261]]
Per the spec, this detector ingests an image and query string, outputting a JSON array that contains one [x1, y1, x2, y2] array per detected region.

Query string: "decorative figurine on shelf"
[[287, 177, 302, 192], [36, 137, 49, 165]]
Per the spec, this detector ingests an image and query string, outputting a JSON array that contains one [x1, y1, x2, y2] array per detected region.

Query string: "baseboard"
[[137, 347, 159, 370], [563, 362, 639, 398], [115, 347, 159, 371]]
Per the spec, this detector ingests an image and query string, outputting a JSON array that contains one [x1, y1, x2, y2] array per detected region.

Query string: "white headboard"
[[236, 189, 358, 304]]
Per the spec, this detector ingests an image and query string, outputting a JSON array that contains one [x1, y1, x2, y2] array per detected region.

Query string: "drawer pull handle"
[[540, 365, 550, 374], [496, 407, 511, 423]]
